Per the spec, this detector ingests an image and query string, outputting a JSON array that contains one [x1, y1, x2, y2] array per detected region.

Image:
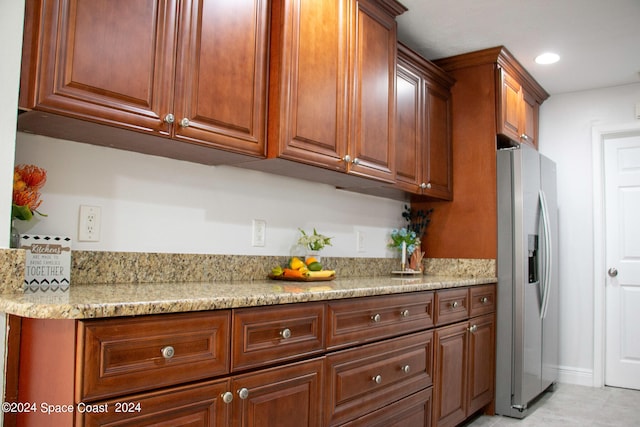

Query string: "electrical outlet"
[[252, 219, 266, 247], [78, 205, 101, 242], [356, 231, 365, 253]]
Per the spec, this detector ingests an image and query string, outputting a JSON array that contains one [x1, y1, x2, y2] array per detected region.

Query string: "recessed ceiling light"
[[535, 52, 560, 65]]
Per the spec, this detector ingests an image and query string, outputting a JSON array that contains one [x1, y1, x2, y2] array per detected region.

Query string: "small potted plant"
[[388, 205, 432, 272], [298, 228, 332, 261]]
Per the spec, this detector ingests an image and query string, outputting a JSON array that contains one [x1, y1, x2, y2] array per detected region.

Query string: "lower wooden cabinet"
[[432, 313, 495, 427], [231, 358, 324, 427], [9, 285, 495, 427], [79, 380, 231, 427], [324, 331, 433, 426]]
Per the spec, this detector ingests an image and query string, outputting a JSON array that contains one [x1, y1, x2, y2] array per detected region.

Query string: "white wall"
[[538, 82, 640, 385], [14, 133, 405, 258], [1, 1, 25, 424]]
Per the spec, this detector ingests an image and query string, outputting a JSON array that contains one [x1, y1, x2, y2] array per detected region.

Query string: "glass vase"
[[10, 220, 20, 248]]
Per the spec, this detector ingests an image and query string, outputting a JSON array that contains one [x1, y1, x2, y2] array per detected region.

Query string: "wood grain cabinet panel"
[[467, 313, 496, 415], [79, 379, 231, 427], [434, 288, 469, 326], [20, 0, 269, 159], [264, 0, 406, 186], [231, 303, 325, 371], [231, 358, 324, 427], [326, 291, 434, 350], [340, 388, 432, 427], [469, 284, 497, 318], [394, 43, 454, 199], [78, 311, 230, 402], [432, 321, 468, 427], [325, 330, 433, 426]]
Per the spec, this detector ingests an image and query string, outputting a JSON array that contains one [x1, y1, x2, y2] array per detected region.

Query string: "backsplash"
[[0, 249, 495, 293]]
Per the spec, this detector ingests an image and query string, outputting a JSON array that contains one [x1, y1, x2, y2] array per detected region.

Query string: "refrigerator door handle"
[[539, 189, 552, 319]]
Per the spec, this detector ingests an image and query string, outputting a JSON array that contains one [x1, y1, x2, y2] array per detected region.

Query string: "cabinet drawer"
[[232, 303, 325, 371], [434, 288, 469, 325], [325, 330, 433, 426], [326, 291, 434, 349], [340, 387, 432, 427], [469, 284, 497, 317], [78, 311, 230, 402], [79, 379, 230, 427]]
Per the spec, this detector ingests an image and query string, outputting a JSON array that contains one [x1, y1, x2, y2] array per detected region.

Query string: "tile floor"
[[463, 383, 640, 426]]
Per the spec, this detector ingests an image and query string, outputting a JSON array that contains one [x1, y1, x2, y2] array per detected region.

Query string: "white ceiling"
[[396, 0, 640, 95]]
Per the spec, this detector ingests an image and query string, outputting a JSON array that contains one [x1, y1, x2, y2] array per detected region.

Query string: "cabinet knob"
[[352, 157, 360, 165], [468, 324, 478, 333], [372, 375, 382, 384], [420, 182, 427, 189], [401, 309, 410, 318], [161, 346, 175, 359], [237, 388, 249, 400], [520, 133, 529, 141], [401, 365, 411, 374], [280, 328, 292, 339], [371, 313, 381, 323], [221, 391, 233, 404], [480, 297, 489, 304], [451, 301, 459, 309], [342, 154, 351, 163], [179, 117, 190, 127], [426, 182, 432, 189], [164, 113, 175, 124]]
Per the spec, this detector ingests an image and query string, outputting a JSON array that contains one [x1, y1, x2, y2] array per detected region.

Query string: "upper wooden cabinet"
[[395, 43, 454, 199], [19, 0, 269, 160], [412, 46, 548, 260], [498, 69, 540, 148], [266, 0, 406, 184]]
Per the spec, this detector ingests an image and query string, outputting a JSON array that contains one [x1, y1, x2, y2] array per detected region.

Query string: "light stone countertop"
[[0, 275, 496, 320]]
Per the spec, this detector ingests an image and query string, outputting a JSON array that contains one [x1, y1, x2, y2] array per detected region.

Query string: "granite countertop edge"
[[0, 275, 497, 320]]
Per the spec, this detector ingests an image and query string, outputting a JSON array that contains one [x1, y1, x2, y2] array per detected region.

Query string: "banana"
[[307, 270, 335, 278]]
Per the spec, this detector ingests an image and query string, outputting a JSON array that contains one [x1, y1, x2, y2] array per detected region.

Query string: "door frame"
[[591, 121, 640, 387]]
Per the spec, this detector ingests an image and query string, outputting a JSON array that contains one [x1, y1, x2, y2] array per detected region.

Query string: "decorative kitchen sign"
[[19, 235, 71, 293]]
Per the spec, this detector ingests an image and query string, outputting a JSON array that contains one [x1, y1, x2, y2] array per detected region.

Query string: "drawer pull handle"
[[221, 391, 233, 404], [161, 346, 175, 359], [372, 375, 382, 384], [280, 328, 292, 339], [468, 325, 478, 333], [480, 297, 489, 304], [401, 309, 410, 318], [371, 313, 381, 323], [237, 388, 249, 400], [402, 365, 411, 374], [451, 301, 459, 309]]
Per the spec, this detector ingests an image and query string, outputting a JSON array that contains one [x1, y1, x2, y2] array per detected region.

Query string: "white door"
[[604, 132, 640, 390]]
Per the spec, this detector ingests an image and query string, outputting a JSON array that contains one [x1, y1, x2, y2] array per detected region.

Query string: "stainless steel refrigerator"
[[495, 143, 559, 418]]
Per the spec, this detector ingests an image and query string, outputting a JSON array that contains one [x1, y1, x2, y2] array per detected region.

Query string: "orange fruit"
[[305, 257, 317, 266]]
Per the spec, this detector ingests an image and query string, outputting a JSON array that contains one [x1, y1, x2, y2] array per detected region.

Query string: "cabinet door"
[[467, 313, 496, 415], [24, 0, 177, 135], [395, 56, 423, 192], [80, 379, 231, 427], [432, 322, 468, 427], [268, 0, 349, 170], [173, 0, 269, 156], [521, 88, 538, 148], [348, 0, 397, 183], [232, 358, 324, 427], [422, 82, 453, 199], [498, 70, 522, 143]]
